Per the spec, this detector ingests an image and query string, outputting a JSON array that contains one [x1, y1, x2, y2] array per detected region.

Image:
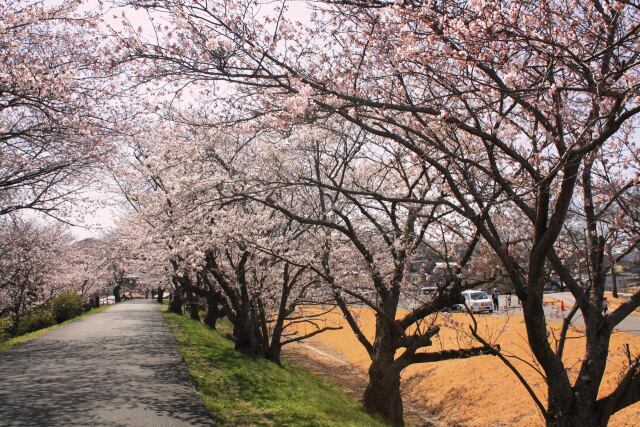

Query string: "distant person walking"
[[506, 291, 512, 308], [492, 289, 500, 311]]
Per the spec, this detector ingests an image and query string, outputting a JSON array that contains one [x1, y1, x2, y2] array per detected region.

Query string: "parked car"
[[455, 290, 494, 313]]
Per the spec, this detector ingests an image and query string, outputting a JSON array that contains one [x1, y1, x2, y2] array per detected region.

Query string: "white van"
[[459, 290, 494, 313]]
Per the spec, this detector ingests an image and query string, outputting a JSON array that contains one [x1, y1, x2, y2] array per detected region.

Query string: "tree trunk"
[[204, 294, 222, 330], [156, 287, 164, 303], [234, 320, 259, 354], [267, 343, 282, 365], [169, 288, 183, 315], [113, 285, 122, 303], [93, 294, 100, 308], [611, 268, 618, 298], [10, 298, 23, 336], [362, 306, 404, 425], [546, 405, 601, 427], [185, 286, 200, 321], [267, 318, 285, 365], [363, 358, 403, 425], [204, 305, 218, 330], [265, 265, 292, 366], [233, 310, 264, 356], [188, 299, 201, 321]]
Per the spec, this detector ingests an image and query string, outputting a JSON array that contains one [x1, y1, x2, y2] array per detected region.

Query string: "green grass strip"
[[163, 312, 388, 427]]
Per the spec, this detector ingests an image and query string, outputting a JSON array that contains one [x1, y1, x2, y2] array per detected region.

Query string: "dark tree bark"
[[363, 360, 403, 423], [204, 293, 223, 329], [156, 287, 164, 303], [204, 249, 264, 355], [362, 319, 403, 424], [168, 283, 183, 315], [233, 306, 264, 356], [264, 264, 294, 365], [184, 278, 201, 321], [607, 246, 619, 299], [113, 285, 122, 303], [187, 295, 201, 321], [9, 288, 24, 336]]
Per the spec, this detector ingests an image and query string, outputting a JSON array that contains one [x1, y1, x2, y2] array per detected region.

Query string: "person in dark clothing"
[[492, 289, 500, 311]]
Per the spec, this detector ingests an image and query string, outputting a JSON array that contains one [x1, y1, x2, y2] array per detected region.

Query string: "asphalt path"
[[0, 300, 212, 426], [543, 292, 640, 335], [402, 293, 640, 336], [478, 293, 640, 336]]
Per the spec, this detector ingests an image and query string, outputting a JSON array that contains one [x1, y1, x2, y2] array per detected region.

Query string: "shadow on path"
[[0, 301, 212, 426]]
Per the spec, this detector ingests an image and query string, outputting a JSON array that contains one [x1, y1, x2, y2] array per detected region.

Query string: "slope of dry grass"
[[292, 308, 640, 426]]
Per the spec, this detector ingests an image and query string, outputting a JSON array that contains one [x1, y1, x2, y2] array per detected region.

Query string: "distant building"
[[402, 246, 454, 291], [552, 251, 639, 292]]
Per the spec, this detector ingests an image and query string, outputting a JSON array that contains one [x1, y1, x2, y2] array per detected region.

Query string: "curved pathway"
[[0, 300, 212, 426]]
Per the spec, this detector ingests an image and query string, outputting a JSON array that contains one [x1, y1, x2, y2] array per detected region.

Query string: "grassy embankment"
[[0, 304, 113, 352], [162, 311, 388, 427]]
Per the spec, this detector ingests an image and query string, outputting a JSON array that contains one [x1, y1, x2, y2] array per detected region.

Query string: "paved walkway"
[[0, 300, 212, 426]]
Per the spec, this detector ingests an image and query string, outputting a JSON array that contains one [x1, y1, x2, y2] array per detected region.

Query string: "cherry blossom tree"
[[58, 238, 112, 307], [97, 216, 171, 302], [116, 115, 497, 418], [111, 121, 343, 364], [1, 0, 121, 219], [114, 0, 640, 423], [227, 122, 500, 420], [0, 219, 69, 334]]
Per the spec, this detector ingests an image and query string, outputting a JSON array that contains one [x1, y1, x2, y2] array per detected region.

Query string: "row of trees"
[[1, 0, 639, 425], [107, 0, 640, 425], [0, 0, 139, 335], [0, 216, 161, 337]]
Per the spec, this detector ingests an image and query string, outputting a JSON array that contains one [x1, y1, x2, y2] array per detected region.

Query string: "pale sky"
[[69, 203, 123, 240], [62, 0, 314, 240]]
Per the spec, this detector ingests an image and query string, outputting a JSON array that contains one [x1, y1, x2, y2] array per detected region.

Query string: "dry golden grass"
[[292, 307, 640, 426], [604, 292, 640, 314], [542, 295, 564, 309]]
